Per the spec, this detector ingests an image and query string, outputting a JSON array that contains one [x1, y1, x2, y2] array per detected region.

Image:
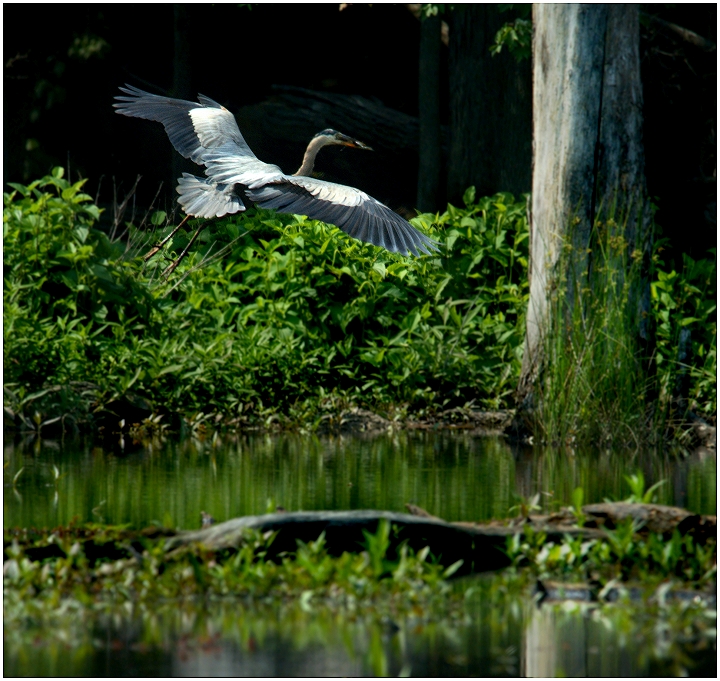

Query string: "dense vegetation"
[[4, 169, 529, 431], [3, 169, 715, 440]]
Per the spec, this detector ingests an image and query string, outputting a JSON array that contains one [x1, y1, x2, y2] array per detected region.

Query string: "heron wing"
[[114, 84, 257, 164], [245, 176, 439, 256]]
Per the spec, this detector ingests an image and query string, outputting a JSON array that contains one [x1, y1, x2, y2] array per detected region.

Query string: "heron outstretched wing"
[[246, 176, 439, 256], [114, 85, 273, 171], [115, 85, 282, 214]]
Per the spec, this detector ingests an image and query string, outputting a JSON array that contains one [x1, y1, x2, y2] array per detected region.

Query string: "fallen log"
[[164, 508, 605, 575], [164, 502, 715, 576], [524, 502, 716, 543]]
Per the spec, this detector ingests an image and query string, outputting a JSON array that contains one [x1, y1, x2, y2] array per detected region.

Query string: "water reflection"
[[4, 579, 714, 677], [4, 433, 716, 677], [4, 432, 716, 530]]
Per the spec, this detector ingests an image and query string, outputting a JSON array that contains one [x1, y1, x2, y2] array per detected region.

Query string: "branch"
[[643, 12, 716, 52]]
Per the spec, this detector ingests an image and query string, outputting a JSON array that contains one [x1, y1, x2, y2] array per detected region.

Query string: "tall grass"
[[536, 202, 716, 446]]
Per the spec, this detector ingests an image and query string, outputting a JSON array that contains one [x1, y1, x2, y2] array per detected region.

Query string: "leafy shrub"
[[4, 170, 529, 428], [651, 248, 717, 420]]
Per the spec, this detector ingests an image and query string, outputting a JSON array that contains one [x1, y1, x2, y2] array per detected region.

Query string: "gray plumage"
[[114, 85, 438, 256]]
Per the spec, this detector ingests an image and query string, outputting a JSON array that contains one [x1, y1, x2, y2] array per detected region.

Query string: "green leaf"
[[442, 559, 464, 578], [462, 186, 476, 207], [151, 211, 167, 226]]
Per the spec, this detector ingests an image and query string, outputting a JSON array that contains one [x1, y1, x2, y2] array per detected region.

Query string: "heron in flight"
[[114, 85, 438, 274]]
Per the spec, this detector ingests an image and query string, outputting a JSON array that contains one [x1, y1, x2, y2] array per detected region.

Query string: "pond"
[[4, 432, 717, 677]]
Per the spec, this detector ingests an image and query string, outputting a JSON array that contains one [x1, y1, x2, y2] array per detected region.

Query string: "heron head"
[[315, 129, 373, 151]]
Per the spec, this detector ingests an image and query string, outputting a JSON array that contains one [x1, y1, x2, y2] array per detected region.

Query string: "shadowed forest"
[[4, 4, 716, 262]]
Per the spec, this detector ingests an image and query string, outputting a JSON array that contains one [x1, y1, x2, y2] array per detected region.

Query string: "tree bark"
[[447, 5, 532, 203], [416, 14, 442, 212], [517, 4, 651, 404]]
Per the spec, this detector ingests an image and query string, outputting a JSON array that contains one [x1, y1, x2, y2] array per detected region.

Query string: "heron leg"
[[144, 214, 191, 262], [161, 223, 205, 278]]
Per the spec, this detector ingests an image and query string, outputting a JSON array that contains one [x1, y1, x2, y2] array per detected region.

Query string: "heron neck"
[[294, 136, 329, 177]]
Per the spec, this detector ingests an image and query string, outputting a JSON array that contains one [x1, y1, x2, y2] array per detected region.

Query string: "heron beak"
[[337, 134, 373, 151], [351, 139, 373, 151]]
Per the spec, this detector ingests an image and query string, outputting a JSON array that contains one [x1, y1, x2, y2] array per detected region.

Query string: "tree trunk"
[[447, 5, 532, 203], [517, 4, 651, 405], [417, 14, 442, 212], [171, 4, 193, 193]]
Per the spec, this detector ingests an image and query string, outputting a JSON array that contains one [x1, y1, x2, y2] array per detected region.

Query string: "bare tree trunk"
[[447, 5, 532, 203], [517, 4, 651, 405], [416, 14, 442, 212]]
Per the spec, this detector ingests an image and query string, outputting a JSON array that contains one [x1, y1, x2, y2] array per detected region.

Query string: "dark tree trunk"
[[517, 4, 651, 405], [447, 5, 532, 203], [171, 4, 193, 192], [417, 15, 442, 212]]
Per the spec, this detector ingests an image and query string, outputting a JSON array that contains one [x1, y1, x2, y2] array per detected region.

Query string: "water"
[[3, 432, 717, 677], [4, 432, 716, 529], [4, 582, 716, 677]]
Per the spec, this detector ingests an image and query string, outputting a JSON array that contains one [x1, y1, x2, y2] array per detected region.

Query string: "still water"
[[4, 431, 716, 529], [4, 432, 717, 677]]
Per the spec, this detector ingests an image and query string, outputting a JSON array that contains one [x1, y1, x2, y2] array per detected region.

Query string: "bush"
[[4, 170, 530, 429]]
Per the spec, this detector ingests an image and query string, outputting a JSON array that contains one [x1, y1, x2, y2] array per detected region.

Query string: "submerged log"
[[165, 502, 715, 575]]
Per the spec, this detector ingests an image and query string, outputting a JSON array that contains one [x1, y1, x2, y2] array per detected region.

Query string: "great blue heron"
[[114, 85, 438, 274]]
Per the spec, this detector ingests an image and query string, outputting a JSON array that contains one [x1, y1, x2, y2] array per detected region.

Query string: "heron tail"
[[176, 173, 246, 219]]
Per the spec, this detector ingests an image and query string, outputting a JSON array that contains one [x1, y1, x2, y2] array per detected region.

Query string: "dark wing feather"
[[246, 176, 439, 256]]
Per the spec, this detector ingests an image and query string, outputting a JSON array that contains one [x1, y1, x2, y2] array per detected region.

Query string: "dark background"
[[3, 3, 716, 264]]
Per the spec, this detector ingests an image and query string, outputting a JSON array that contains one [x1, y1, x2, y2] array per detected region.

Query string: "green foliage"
[[490, 5, 532, 62], [506, 521, 716, 588], [4, 168, 152, 387], [538, 211, 650, 444], [4, 170, 529, 429], [508, 491, 542, 518], [623, 471, 666, 504], [651, 248, 717, 420], [4, 169, 713, 441], [571, 487, 586, 527], [420, 4, 449, 19]]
